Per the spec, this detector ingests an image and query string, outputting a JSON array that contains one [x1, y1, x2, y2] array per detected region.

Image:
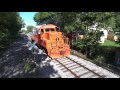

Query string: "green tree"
[[26, 25, 35, 33], [114, 12, 120, 43], [34, 12, 51, 25], [34, 12, 61, 25], [0, 12, 23, 50], [114, 12, 120, 31]]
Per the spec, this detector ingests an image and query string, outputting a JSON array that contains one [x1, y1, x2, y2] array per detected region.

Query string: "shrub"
[[24, 63, 31, 73], [94, 55, 106, 64], [72, 31, 101, 58], [107, 34, 114, 41]]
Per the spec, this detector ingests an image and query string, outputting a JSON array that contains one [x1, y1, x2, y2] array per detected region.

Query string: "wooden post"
[[115, 50, 120, 65]]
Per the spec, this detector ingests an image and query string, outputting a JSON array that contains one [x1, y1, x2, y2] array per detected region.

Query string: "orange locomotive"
[[31, 24, 70, 59]]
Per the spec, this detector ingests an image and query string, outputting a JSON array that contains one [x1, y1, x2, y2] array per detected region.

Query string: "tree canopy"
[[0, 12, 23, 50], [26, 25, 35, 33], [33, 12, 116, 33]]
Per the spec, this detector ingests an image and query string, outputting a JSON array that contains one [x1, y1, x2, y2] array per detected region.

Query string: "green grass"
[[100, 40, 120, 47]]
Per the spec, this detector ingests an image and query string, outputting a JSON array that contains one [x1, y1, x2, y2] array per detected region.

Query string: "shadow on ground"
[[0, 33, 60, 78]]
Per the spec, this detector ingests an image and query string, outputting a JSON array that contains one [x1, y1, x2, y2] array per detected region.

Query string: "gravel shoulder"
[[0, 33, 61, 78]]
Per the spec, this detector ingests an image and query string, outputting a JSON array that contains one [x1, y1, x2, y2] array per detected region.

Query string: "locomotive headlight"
[[60, 51, 65, 55]]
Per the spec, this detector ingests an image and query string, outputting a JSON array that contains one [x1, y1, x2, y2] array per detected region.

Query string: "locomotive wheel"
[[45, 49, 48, 54], [43, 48, 48, 54], [31, 40, 34, 43], [38, 46, 48, 54]]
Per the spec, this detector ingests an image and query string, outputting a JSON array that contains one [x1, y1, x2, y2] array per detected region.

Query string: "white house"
[[88, 23, 110, 43]]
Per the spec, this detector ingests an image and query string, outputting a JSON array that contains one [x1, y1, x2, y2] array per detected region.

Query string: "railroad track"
[[53, 57, 106, 78]]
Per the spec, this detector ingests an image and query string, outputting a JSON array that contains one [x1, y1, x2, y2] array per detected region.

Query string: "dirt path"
[[0, 33, 61, 78]]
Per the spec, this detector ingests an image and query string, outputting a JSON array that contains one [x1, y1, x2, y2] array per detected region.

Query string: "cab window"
[[51, 29, 55, 32], [41, 29, 44, 33], [45, 29, 49, 32]]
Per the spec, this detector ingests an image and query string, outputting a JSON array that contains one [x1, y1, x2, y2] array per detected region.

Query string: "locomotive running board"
[[28, 41, 37, 50]]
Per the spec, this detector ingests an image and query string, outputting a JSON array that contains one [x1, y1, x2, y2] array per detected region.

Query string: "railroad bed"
[[26, 33, 120, 78], [52, 55, 120, 78]]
